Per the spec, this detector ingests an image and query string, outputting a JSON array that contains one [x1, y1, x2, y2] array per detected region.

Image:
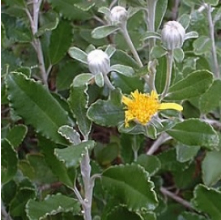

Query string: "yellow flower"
[[122, 90, 183, 127]]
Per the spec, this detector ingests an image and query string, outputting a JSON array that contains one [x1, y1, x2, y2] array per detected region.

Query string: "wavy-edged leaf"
[[72, 73, 93, 87], [111, 64, 134, 77], [6, 72, 71, 145], [58, 125, 81, 145], [167, 70, 213, 100], [68, 47, 88, 64], [49, 19, 72, 64], [202, 151, 221, 186], [26, 194, 81, 220], [167, 119, 219, 149], [55, 141, 95, 168], [68, 82, 91, 139], [102, 164, 158, 211], [1, 139, 18, 184], [136, 154, 161, 176], [178, 211, 207, 220], [106, 206, 142, 220], [192, 184, 221, 220], [92, 25, 119, 39], [6, 124, 27, 148], [87, 89, 124, 127], [36, 12, 59, 37]]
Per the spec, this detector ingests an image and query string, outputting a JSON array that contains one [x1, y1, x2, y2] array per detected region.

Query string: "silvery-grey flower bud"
[[110, 6, 128, 24], [161, 21, 185, 50], [87, 49, 110, 75]]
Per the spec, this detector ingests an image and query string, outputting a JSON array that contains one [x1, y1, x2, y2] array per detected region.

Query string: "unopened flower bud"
[[110, 6, 128, 24], [87, 49, 110, 75], [161, 21, 185, 50]]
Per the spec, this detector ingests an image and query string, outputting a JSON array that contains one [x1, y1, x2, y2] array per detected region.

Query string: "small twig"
[[206, 4, 220, 79], [147, 132, 171, 155], [160, 187, 193, 210], [120, 23, 143, 68], [103, 73, 115, 90], [161, 50, 174, 100], [73, 186, 85, 206], [25, 0, 48, 86], [1, 202, 13, 220]]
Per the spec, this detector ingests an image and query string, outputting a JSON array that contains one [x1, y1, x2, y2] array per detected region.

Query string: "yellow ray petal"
[[159, 103, 183, 111]]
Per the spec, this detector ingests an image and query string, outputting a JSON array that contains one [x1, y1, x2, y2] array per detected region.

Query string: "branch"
[[160, 187, 194, 210]]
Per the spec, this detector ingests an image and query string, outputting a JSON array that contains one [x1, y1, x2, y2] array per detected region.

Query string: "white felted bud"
[[161, 21, 185, 50], [87, 49, 110, 75], [110, 6, 128, 24]]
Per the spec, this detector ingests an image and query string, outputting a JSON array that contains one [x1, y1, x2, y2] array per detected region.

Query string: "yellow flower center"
[[122, 90, 183, 127]]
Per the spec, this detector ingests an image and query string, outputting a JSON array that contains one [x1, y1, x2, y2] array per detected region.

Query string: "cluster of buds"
[[87, 49, 110, 75], [161, 21, 185, 50]]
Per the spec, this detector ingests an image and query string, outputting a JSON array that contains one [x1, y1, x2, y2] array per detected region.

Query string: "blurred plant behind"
[[1, 0, 221, 220]]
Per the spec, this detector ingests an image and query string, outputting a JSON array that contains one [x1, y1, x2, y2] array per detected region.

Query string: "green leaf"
[[39, 136, 74, 187], [136, 154, 161, 176], [102, 164, 158, 211], [6, 72, 71, 145], [111, 50, 140, 69], [95, 72, 104, 87], [142, 31, 161, 41], [68, 83, 92, 139], [26, 194, 81, 220], [105, 44, 116, 57], [111, 72, 144, 94], [150, 45, 167, 59], [192, 184, 221, 220], [193, 36, 212, 55], [155, 0, 168, 30], [155, 56, 167, 94], [4, 0, 26, 8], [111, 64, 135, 77], [49, 19, 72, 64], [167, 70, 213, 100], [6, 124, 27, 148], [56, 61, 81, 91], [178, 211, 208, 220], [174, 48, 184, 63], [106, 206, 142, 220], [72, 73, 94, 87], [184, 31, 198, 40], [87, 89, 124, 127], [92, 25, 119, 39], [176, 143, 200, 163], [10, 178, 36, 218], [95, 143, 119, 166], [199, 80, 221, 113], [68, 47, 88, 64], [55, 141, 95, 168], [58, 125, 81, 145], [178, 14, 190, 29], [1, 139, 18, 184], [167, 119, 219, 149], [26, 154, 57, 183], [204, 0, 219, 5], [202, 151, 221, 186], [157, 148, 189, 172], [36, 12, 59, 37], [48, 0, 91, 20]]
